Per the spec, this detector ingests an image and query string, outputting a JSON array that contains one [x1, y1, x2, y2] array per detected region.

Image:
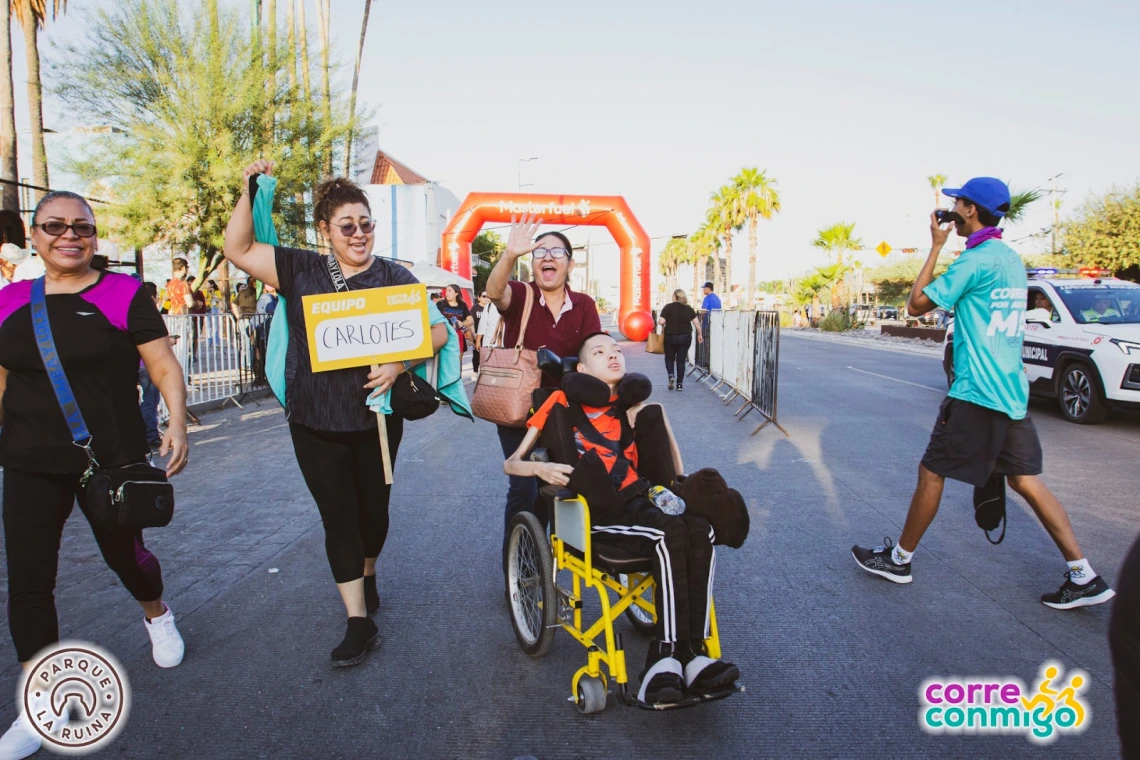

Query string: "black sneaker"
[[676, 381, 683, 392], [364, 574, 379, 617], [852, 537, 913, 584], [1041, 572, 1116, 610], [668, 376, 675, 391], [638, 657, 685, 705], [331, 617, 381, 667]]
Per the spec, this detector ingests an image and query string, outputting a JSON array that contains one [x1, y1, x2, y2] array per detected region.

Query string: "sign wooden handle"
[[372, 363, 394, 485]]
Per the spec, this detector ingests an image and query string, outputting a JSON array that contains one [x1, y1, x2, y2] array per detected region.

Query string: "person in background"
[[701, 281, 721, 311], [139, 282, 167, 448], [475, 292, 501, 376], [0, 244, 26, 287], [657, 289, 703, 392], [257, 283, 279, 315], [471, 290, 488, 374], [166, 257, 193, 316], [233, 277, 259, 317], [1112, 533, 1140, 758], [436, 284, 473, 355]]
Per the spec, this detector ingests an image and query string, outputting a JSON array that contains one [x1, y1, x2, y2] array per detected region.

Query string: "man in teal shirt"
[[852, 177, 1115, 610]]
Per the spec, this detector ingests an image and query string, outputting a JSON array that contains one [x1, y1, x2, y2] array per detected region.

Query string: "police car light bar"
[[1026, 267, 1114, 279]]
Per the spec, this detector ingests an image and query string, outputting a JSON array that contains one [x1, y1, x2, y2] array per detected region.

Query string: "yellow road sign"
[[876, 241, 892, 257]]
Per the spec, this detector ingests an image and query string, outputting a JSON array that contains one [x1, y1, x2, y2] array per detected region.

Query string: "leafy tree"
[[51, 0, 351, 288], [865, 258, 949, 307], [811, 222, 862, 309], [708, 185, 742, 299], [471, 229, 504, 294], [733, 167, 781, 308], [689, 222, 720, 304], [1061, 184, 1140, 272], [927, 174, 947, 208], [1005, 186, 1043, 224], [13, 0, 68, 201], [657, 236, 687, 299]]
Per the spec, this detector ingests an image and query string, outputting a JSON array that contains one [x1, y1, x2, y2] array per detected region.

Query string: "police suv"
[[943, 268, 1140, 424]]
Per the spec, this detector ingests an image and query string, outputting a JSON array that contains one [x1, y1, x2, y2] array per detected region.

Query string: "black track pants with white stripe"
[[592, 499, 715, 648]]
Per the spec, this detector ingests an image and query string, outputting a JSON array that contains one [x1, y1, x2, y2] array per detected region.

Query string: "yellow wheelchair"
[[505, 487, 737, 714]]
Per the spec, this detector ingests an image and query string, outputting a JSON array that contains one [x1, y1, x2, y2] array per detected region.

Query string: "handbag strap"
[[30, 277, 99, 475], [493, 282, 536, 353]]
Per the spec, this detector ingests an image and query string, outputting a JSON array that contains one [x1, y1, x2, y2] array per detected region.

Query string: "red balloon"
[[622, 310, 653, 342]]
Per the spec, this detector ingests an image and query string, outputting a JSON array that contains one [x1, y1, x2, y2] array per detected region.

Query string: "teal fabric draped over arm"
[[253, 174, 289, 408]]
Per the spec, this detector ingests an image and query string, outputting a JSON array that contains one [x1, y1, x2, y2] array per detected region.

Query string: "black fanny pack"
[[30, 277, 175, 529], [86, 462, 175, 528], [390, 371, 442, 420]]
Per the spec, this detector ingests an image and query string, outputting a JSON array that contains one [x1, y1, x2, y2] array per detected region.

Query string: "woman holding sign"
[[223, 161, 447, 668]]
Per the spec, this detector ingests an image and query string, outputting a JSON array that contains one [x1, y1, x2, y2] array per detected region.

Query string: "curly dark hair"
[[313, 177, 371, 228]]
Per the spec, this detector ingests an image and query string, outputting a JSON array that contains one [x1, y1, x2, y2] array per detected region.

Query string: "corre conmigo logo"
[[20, 641, 131, 755]]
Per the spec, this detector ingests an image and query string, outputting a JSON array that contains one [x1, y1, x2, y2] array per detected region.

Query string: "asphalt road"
[[0, 333, 1136, 759]]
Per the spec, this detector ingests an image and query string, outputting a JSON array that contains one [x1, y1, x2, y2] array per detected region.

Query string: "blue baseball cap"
[[942, 177, 1011, 218]]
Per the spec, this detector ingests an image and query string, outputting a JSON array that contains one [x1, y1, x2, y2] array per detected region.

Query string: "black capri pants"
[[289, 416, 404, 584], [3, 468, 165, 662]]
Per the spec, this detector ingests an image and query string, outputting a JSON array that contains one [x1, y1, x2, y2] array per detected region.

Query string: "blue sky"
[[15, 0, 1140, 290]]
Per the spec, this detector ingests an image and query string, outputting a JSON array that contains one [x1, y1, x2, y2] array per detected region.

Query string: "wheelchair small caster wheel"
[[576, 676, 607, 715]]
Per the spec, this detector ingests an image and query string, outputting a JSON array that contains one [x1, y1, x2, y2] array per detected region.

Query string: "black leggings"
[[664, 333, 692, 380], [3, 468, 164, 662], [289, 418, 403, 584]]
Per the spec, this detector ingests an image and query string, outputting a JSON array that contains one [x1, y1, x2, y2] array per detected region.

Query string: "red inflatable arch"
[[438, 192, 653, 341]]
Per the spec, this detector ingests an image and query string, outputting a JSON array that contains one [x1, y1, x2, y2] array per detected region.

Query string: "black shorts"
[[920, 397, 1043, 487]]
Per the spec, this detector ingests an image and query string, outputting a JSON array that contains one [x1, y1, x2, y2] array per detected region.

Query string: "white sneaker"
[[0, 714, 40, 760], [144, 604, 185, 668], [0, 694, 68, 760]]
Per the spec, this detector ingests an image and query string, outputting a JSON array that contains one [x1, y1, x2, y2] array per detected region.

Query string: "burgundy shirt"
[[499, 280, 602, 387]]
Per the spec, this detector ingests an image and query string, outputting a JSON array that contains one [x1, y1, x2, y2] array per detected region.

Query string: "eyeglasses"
[[335, 220, 376, 237], [34, 221, 98, 238], [532, 247, 568, 260], [479, 293, 489, 299]]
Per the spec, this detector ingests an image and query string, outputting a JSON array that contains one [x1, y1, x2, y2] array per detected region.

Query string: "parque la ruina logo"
[[919, 660, 1089, 744], [21, 641, 131, 755]]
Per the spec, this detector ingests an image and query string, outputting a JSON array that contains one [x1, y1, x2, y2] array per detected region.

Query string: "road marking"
[[847, 366, 943, 393]]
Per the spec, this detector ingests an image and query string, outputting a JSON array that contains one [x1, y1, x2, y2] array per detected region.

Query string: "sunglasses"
[[35, 221, 98, 238], [334, 220, 376, 237], [532, 247, 569, 260]]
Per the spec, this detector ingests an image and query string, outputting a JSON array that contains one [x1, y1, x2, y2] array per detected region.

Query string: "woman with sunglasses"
[[0, 192, 189, 758], [485, 214, 601, 560], [223, 161, 447, 668]]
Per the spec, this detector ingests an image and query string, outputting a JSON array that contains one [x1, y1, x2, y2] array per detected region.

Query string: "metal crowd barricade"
[[749, 311, 787, 436], [158, 313, 273, 423], [687, 309, 713, 376], [689, 309, 786, 437]]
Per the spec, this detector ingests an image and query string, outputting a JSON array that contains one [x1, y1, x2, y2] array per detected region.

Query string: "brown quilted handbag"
[[472, 284, 541, 427]]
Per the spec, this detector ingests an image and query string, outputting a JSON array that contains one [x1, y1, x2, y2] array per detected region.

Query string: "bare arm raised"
[[486, 213, 543, 313], [223, 160, 280, 290]]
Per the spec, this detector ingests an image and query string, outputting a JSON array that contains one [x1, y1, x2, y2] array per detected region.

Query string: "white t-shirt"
[[476, 302, 501, 346]]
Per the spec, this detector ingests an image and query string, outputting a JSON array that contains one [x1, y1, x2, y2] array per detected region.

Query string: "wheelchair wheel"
[[576, 675, 607, 714], [506, 512, 557, 657], [619, 573, 656, 637]]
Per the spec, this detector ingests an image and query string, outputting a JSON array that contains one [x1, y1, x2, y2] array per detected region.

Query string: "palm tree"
[[12, 0, 67, 201], [708, 185, 742, 305], [814, 262, 850, 312], [0, 1, 16, 212], [927, 174, 947, 208], [345, 0, 373, 177], [733, 167, 781, 308], [690, 223, 720, 304], [811, 222, 862, 309], [658, 236, 686, 297], [793, 271, 829, 322], [314, 0, 332, 176], [1004, 186, 1044, 225]]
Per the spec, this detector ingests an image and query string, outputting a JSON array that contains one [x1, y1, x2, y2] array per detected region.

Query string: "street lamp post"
[[1046, 172, 1066, 255]]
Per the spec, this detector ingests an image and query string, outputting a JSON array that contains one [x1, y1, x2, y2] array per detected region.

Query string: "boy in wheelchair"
[[505, 331, 743, 706]]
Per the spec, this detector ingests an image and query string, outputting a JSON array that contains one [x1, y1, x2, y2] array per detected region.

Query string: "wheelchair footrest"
[[614, 684, 743, 711]]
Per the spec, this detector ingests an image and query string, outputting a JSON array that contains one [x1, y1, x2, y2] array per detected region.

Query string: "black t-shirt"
[[275, 246, 420, 432], [472, 303, 484, 331], [660, 301, 697, 335], [0, 273, 168, 473], [435, 299, 470, 329]]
